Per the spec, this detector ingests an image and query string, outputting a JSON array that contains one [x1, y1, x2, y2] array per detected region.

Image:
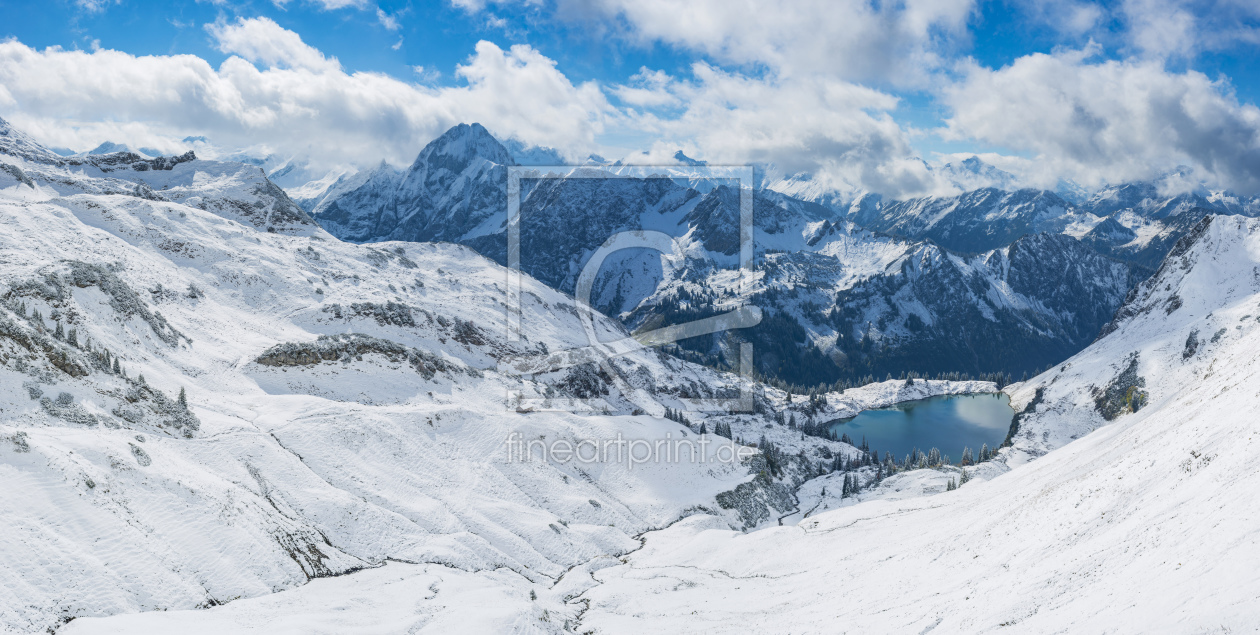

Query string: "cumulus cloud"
[[206, 17, 340, 72], [561, 0, 974, 86], [6, 2, 1260, 198], [1122, 0, 1199, 58], [942, 49, 1260, 192], [0, 34, 611, 170], [611, 68, 679, 108], [611, 63, 947, 198]]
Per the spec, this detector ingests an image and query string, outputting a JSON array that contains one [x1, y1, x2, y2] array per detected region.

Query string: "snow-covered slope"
[[2, 116, 1008, 632], [571, 214, 1260, 633], [61, 214, 1260, 633]]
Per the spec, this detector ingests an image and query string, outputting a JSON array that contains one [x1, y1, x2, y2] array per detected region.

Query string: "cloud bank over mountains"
[[1, 1, 1259, 198]]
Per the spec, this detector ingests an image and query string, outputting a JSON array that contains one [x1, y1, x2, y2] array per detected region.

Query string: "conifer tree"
[[178, 387, 188, 410]]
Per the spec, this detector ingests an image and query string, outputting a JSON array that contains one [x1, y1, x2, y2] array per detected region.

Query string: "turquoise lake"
[[827, 393, 1015, 464]]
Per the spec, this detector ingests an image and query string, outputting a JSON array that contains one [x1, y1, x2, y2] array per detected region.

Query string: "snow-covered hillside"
[[573, 214, 1260, 633], [1, 116, 1008, 632], [58, 212, 1260, 633]]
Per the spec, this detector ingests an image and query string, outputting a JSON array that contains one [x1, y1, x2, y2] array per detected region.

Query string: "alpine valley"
[[4, 114, 1260, 634]]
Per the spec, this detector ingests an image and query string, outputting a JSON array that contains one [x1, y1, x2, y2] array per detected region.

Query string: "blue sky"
[[1, 0, 1259, 196]]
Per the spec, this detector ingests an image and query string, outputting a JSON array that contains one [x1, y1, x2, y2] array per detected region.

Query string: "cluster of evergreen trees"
[[761, 369, 1015, 397], [666, 407, 734, 440], [801, 433, 998, 499], [709, 421, 733, 439], [756, 436, 785, 478], [7, 299, 196, 424], [958, 444, 994, 466], [945, 469, 973, 491], [663, 406, 692, 428], [9, 300, 127, 377]]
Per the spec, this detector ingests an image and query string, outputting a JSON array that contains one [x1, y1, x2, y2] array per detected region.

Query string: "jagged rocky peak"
[[673, 150, 706, 166], [408, 122, 514, 174]]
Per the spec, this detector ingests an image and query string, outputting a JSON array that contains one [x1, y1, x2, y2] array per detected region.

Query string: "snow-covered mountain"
[[311, 123, 511, 244], [4, 115, 1011, 632], [937, 155, 1018, 192], [571, 214, 1260, 633], [851, 187, 1099, 253], [6, 104, 1260, 633], [616, 227, 1135, 386], [311, 124, 1145, 387], [847, 174, 1260, 265], [501, 138, 566, 166], [44, 196, 1260, 633]]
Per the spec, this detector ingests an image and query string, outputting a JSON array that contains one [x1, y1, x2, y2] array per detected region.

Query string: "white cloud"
[[288, 0, 368, 8], [563, 0, 975, 86], [612, 63, 948, 198], [206, 17, 340, 72], [377, 8, 401, 31], [442, 0, 971, 196], [412, 65, 441, 83], [942, 49, 1260, 192], [8, 2, 1260, 198], [1014, 0, 1105, 38], [74, 0, 117, 12], [1122, 0, 1198, 58], [611, 67, 679, 108], [0, 36, 611, 170]]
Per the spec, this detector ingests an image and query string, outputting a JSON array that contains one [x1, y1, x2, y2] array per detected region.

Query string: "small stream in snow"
[[827, 393, 1014, 464]]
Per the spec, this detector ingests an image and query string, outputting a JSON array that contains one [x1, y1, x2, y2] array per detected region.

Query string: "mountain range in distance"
[[285, 122, 1255, 388]]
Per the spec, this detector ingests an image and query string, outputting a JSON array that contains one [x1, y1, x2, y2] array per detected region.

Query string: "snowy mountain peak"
[[673, 150, 706, 166], [938, 156, 1017, 191], [409, 122, 514, 173], [502, 138, 565, 166], [87, 141, 135, 156]]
